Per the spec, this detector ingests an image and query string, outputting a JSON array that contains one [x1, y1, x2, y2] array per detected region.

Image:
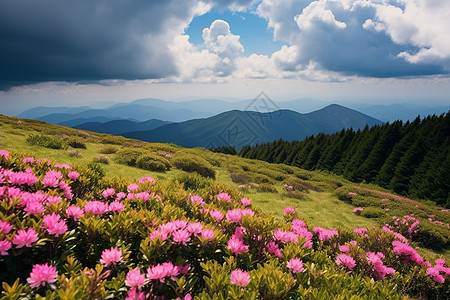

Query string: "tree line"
[[219, 112, 449, 206]]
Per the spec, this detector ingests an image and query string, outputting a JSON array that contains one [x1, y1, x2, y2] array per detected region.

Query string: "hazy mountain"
[[349, 104, 450, 122], [17, 106, 92, 119], [73, 119, 171, 135], [58, 117, 130, 128], [123, 104, 382, 149]]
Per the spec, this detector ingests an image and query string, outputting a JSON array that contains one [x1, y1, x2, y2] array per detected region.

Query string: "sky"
[[1, 0, 449, 115]]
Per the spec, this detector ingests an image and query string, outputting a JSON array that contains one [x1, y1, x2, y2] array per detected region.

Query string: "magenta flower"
[[150, 229, 168, 241], [0, 239, 12, 255], [335, 254, 356, 270], [339, 245, 350, 253], [217, 192, 231, 202], [128, 183, 139, 192], [226, 209, 243, 223], [227, 237, 249, 255], [126, 287, 146, 300], [139, 176, 155, 184], [348, 192, 357, 196], [240, 197, 252, 206], [353, 228, 368, 236], [42, 213, 68, 237], [427, 267, 445, 283], [27, 263, 58, 288], [102, 188, 115, 198], [24, 200, 45, 216], [54, 163, 72, 169], [84, 201, 109, 215], [100, 247, 122, 267], [366, 252, 395, 280], [267, 241, 282, 258], [230, 269, 250, 287], [135, 192, 150, 201], [273, 229, 299, 243], [109, 201, 125, 213], [392, 241, 424, 264], [352, 207, 364, 214], [23, 157, 36, 164], [186, 222, 203, 236], [13, 228, 38, 248], [284, 207, 295, 215], [172, 229, 191, 245], [46, 195, 62, 204], [200, 229, 215, 240], [42, 170, 62, 187], [0, 150, 10, 158], [66, 206, 84, 221], [147, 262, 179, 281], [7, 169, 39, 186], [189, 195, 205, 206], [125, 268, 146, 289], [287, 258, 304, 273], [209, 210, 224, 222], [314, 227, 338, 241], [0, 220, 13, 234], [68, 171, 80, 180]]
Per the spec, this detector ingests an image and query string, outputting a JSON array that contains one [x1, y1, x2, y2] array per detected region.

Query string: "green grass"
[[1, 115, 448, 260]]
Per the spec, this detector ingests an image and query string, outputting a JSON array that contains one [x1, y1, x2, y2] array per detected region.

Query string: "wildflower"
[[217, 192, 231, 202], [284, 207, 295, 215], [287, 258, 304, 273], [267, 241, 282, 258], [84, 201, 109, 215], [42, 213, 68, 237], [240, 197, 251, 206], [227, 237, 249, 255], [23, 157, 35, 164], [147, 262, 178, 281], [54, 163, 72, 169], [427, 267, 445, 283], [353, 228, 368, 236], [348, 192, 357, 196], [125, 268, 146, 289], [172, 230, 191, 245], [0, 239, 12, 255], [392, 241, 423, 264], [116, 192, 126, 200], [109, 201, 125, 213], [13, 228, 39, 248], [314, 227, 338, 241], [42, 170, 62, 187], [100, 247, 122, 267], [68, 171, 80, 180], [46, 195, 62, 204], [0, 220, 13, 234], [150, 229, 168, 241], [189, 195, 205, 206], [186, 222, 203, 236], [335, 254, 356, 270], [366, 252, 395, 280], [230, 269, 250, 287], [27, 263, 58, 288], [139, 176, 155, 184], [128, 183, 139, 192], [273, 229, 299, 243], [126, 288, 146, 300], [66, 206, 84, 221], [352, 207, 364, 214], [209, 210, 224, 222], [201, 229, 215, 240], [0, 150, 10, 158], [102, 188, 115, 199], [226, 209, 242, 223], [8, 169, 39, 186], [339, 245, 350, 253], [135, 192, 150, 201], [24, 200, 45, 215]]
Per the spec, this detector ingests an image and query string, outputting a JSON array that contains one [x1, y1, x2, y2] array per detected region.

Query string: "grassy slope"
[[0, 115, 448, 260]]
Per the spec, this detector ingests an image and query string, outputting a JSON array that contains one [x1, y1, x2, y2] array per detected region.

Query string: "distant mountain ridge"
[[73, 119, 171, 135], [122, 104, 382, 149]]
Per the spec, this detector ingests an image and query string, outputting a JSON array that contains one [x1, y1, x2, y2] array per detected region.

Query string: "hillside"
[[0, 114, 448, 299], [123, 104, 382, 149], [238, 112, 450, 207], [73, 119, 171, 135]]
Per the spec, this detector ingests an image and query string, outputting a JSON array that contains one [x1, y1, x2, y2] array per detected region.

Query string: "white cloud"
[[295, 0, 347, 30]]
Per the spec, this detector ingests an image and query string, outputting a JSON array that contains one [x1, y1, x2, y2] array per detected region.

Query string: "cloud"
[[0, 0, 209, 89], [257, 0, 448, 78]]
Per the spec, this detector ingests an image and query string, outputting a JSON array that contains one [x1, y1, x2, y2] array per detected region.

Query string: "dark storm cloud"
[[0, 0, 202, 89]]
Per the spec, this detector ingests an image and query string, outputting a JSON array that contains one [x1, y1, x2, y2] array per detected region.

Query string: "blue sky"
[[0, 0, 449, 114]]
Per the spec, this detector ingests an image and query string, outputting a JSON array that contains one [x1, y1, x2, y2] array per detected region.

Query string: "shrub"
[[176, 172, 213, 191], [65, 136, 87, 149], [115, 148, 147, 166], [99, 146, 118, 154], [282, 190, 306, 200], [93, 155, 110, 164], [136, 154, 171, 172], [67, 149, 83, 157], [229, 172, 251, 184], [360, 206, 385, 218], [256, 183, 278, 193], [26, 134, 67, 149], [172, 155, 215, 179]]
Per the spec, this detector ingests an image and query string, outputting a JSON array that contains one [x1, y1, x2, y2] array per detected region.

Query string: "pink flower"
[[102, 188, 115, 198], [217, 192, 231, 202], [66, 206, 84, 221], [68, 171, 80, 180], [435, 258, 446, 265], [109, 201, 125, 213], [186, 222, 203, 236], [100, 247, 122, 267], [42, 170, 62, 187], [0, 150, 10, 158], [348, 192, 357, 196], [339, 245, 350, 253], [226, 209, 243, 223], [267, 241, 282, 258], [126, 288, 146, 300], [13, 228, 39, 248], [392, 241, 423, 264], [0, 239, 12, 255], [189, 195, 205, 206], [201, 229, 215, 240], [314, 227, 338, 241], [54, 163, 72, 169], [42, 213, 68, 237], [427, 267, 446, 283], [0, 220, 13, 234], [27, 263, 58, 288], [353, 228, 368, 236], [335, 254, 356, 270], [240, 198, 252, 206], [287, 258, 304, 273], [7, 169, 39, 186], [135, 192, 150, 201], [209, 210, 224, 222], [230, 269, 250, 287], [84, 201, 109, 215], [385, 208, 390, 211], [227, 237, 249, 255], [139, 176, 155, 184], [273, 229, 299, 243], [24, 201, 45, 215], [23, 157, 36, 164], [352, 207, 364, 213], [172, 230, 191, 245], [46, 195, 62, 204], [350, 240, 358, 246], [125, 268, 146, 289], [147, 262, 179, 281], [150, 229, 168, 241], [128, 183, 139, 192], [284, 207, 295, 215]]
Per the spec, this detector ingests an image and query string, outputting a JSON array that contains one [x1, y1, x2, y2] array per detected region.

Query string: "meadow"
[[0, 115, 448, 299]]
